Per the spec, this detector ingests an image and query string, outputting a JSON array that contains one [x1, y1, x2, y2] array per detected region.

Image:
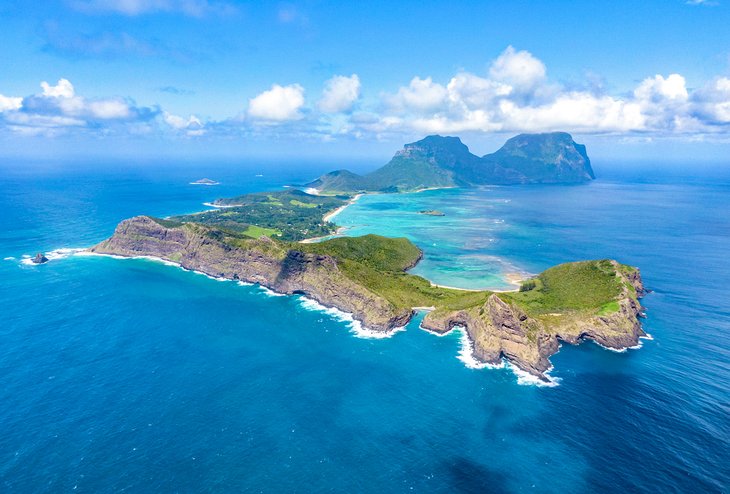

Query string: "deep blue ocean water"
[[1, 160, 728, 493]]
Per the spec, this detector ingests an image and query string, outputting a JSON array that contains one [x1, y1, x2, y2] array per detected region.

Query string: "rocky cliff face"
[[421, 262, 646, 381], [91, 216, 413, 331]]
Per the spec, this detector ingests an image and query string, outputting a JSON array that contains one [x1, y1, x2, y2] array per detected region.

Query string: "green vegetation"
[[500, 260, 624, 317], [519, 279, 538, 292], [298, 234, 420, 272], [598, 301, 621, 316], [306, 169, 366, 194], [299, 235, 488, 311], [172, 189, 346, 241], [150, 217, 184, 229], [242, 225, 281, 238]]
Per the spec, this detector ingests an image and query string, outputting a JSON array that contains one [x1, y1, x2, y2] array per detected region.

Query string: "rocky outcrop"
[[421, 263, 646, 381], [32, 253, 48, 264], [90, 216, 413, 331]]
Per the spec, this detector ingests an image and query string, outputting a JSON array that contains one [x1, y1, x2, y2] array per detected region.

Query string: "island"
[[89, 132, 647, 382], [190, 178, 220, 186], [306, 132, 594, 194], [418, 210, 445, 216]]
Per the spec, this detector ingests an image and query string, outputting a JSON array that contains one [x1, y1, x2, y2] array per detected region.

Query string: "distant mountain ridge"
[[308, 132, 594, 193]]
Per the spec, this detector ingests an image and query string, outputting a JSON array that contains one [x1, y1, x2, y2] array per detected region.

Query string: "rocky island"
[[418, 210, 445, 216], [190, 178, 220, 185], [307, 132, 594, 194], [90, 132, 647, 382]]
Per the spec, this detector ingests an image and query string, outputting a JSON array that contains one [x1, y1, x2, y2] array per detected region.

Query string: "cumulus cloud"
[[363, 47, 730, 138], [69, 0, 236, 16], [386, 77, 449, 113], [318, 74, 361, 113], [163, 111, 205, 135], [0, 78, 157, 135], [489, 45, 547, 95], [41, 79, 76, 98], [692, 77, 730, 124], [0, 94, 23, 113], [4, 47, 730, 142], [248, 84, 305, 122]]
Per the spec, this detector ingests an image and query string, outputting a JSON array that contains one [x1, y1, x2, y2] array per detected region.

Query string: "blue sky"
[[1, 0, 730, 161]]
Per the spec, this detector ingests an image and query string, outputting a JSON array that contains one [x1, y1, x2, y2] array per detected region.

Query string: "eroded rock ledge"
[[91, 216, 646, 381]]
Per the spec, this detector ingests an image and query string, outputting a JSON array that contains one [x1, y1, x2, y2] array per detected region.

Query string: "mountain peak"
[[402, 135, 469, 155], [309, 132, 594, 193]]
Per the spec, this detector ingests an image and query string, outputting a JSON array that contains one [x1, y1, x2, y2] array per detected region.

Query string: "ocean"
[[0, 159, 728, 493]]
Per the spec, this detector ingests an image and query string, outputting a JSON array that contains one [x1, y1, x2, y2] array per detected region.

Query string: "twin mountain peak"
[[308, 132, 594, 194]]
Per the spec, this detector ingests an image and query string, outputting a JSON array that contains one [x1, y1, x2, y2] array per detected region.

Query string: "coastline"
[[299, 193, 363, 243], [323, 193, 363, 223], [52, 249, 562, 385]]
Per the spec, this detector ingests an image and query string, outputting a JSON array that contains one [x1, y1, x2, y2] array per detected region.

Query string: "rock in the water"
[[32, 253, 49, 264]]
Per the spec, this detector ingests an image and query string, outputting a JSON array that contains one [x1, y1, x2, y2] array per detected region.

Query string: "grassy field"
[[500, 260, 626, 317]]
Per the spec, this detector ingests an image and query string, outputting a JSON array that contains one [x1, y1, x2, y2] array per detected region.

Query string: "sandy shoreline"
[[299, 193, 363, 243], [323, 193, 363, 222], [430, 272, 526, 293]]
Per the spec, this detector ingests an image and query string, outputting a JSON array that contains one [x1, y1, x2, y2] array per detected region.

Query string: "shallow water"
[[1, 161, 728, 492]]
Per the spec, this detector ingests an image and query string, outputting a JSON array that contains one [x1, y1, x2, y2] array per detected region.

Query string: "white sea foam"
[[237, 281, 254, 287], [202, 202, 241, 208], [455, 327, 505, 370], [20, 247, 86, 265], [508, 362, 561, 388], [297, 296, 405, 339], [592, 338, 645, 353], [259, 286, 286, 297], [76, 251, 126, 259], [419, 323, 504, 370], [419, 322, 559, 385], [3, 257, 15, 261]]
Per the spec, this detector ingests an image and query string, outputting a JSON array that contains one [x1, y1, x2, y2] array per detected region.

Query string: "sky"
[[1, 0, 730, 162]]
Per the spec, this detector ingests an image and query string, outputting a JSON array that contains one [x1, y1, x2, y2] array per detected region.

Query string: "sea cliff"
[[91, 216, 646, 381]]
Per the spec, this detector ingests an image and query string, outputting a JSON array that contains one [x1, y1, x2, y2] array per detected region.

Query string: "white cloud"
[[5, 48, 730, 142], [446, 72, 511, 109], [634, 74, 688, 102], [0, 78, 157, 135], [41, 78, 75, 98], [318, 74, 361, 113], [693, 77, 730, 124], [248, 84, 305, 122], [88, 99, 132, 119], [164, 112, 201, 129], [386, 77, 448, 113], [362, 48, 730, 138], [163, 111, 205, 135], [0, 94, 23, 112], [489, 45, 546, 94]]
